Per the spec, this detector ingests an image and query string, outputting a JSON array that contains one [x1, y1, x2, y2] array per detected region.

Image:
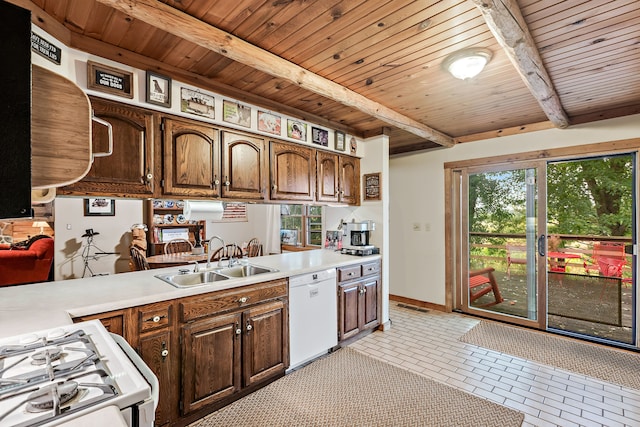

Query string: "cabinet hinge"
[[179, 400, 183, 411], [178, 334, 182, 345], [161, 179, 165, 188], [160, 122, 165, 131]]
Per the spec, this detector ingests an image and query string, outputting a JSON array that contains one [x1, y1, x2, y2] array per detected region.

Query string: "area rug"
[[460, 321, 640, 390], [190, 347, 524, 427]]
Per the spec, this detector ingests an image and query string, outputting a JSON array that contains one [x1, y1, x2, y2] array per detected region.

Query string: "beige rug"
[[191, 347, 524, 427], [460, 321, 640, 390]]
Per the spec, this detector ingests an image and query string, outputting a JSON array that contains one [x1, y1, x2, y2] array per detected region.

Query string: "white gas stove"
[[0, 320, 157, 427]]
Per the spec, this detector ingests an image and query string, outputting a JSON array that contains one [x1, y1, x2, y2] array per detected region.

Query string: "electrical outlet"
[[412, 223, 422, 232]]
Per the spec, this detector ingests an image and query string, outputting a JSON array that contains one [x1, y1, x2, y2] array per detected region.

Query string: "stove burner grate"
[[30, 347, 64, 365], [25, 381, 79, 412]]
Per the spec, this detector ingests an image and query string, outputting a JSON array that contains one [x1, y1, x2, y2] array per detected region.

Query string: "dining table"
[[146, 251, 209, 269], [547, 251, 581, 273]]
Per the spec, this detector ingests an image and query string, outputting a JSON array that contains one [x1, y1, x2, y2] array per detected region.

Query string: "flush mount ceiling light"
[[442, 47, 492, 80]]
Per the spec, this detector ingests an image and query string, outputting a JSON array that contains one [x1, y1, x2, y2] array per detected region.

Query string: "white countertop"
[[0, 249, 379, 338]]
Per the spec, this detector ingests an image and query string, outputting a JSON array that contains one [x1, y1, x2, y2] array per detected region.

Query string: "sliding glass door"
[[458, 153, 636, 345], [462, 162, 546, 328]]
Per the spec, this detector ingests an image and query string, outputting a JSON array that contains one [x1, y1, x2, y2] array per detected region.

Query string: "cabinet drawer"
[[338, 265, 361, 282], [361, 260, 381, 277], [180, 279, 287, 322], [137, 302, 173, 333]]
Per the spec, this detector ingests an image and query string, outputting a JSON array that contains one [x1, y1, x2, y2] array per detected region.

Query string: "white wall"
[[204, 204, 272, 251], [389, 114, 640, 306], [53, 197, 143, 280]]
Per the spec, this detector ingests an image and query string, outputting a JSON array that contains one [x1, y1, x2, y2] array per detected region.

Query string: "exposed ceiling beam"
[[471, 0, 570, 129], [94, 0, 456, 148]]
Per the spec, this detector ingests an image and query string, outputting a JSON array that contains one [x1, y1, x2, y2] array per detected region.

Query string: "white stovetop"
[[0, 249, 379, 338]]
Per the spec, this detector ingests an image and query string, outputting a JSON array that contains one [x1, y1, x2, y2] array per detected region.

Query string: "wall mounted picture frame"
[[287, 119, 306, 141], [258, 111, 281, 135], [145, 71, 171, 107], [363, 172, 381, 201], [335, 130, 346, 151], [223, 100, 251, 127], [86, 61, 133, 98], [84, 198, 115, 216], [180, 87, 215, 119], [311, 127, 329, 146]]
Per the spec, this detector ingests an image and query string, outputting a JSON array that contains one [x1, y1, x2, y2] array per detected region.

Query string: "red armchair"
[[0, 237, 54, 286]]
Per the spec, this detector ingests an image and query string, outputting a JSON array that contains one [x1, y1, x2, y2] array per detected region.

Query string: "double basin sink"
[[155, 263, 278, 288]]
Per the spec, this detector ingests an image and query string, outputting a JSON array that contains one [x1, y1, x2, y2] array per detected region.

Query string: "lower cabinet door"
[[138, 330, 175, 426], [339, 282, 361, 341], [242, 300, 288, 387], [362, 277, 380, 330], [181, 312, 242, 414]]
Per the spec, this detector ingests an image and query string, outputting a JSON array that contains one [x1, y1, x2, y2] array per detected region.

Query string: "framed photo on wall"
[[84, 198, 115, 216], [145, 71, 171, 107], [287, 119, 306, 141], [335, 130, 345, 151], [258, 111, 281, 135]]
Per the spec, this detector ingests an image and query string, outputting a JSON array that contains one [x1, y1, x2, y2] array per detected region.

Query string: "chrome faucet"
[[228, 242, 239, 267], [207, 235, 225, 269]]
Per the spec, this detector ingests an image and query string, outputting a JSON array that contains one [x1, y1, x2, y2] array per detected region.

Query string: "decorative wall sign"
[[212, 202, 248, 223], [145, 71, 171, 107], [287, 119, 306, 141], [312, 127, 329, 146], [86, 61, 133, 98], [180, 87, 214, 118], [258, 111, 281, 135], [335, 130, 345, 151], [363, 172, 381, 201], [31, 32, 61, 65], [84, 198, 115, 216], [223, 100, 251, 127]]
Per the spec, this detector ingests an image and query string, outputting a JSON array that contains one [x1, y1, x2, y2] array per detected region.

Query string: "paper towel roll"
[[183, 201, 224, 221]]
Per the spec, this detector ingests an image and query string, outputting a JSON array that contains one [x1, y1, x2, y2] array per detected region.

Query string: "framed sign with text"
[[87, 61, 133, 98], [363, 172, 381, 201]]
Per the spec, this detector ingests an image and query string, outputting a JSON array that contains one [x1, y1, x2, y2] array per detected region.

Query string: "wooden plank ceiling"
[[26, 0, 640, 154]]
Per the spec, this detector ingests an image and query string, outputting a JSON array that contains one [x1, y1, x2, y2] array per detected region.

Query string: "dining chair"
[[164, 238, 193, 254], [210, 244, 244, 262], [246, 238, 263, 257], [129, 247, 150, 271], [505, 245, 527, 278], [584, 242, 627, 277]]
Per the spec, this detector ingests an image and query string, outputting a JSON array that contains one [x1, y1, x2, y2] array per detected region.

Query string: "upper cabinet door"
[[339, 155, 360, 205], [270, 141, 316, 201], [162, 117, 220, 197], [221, 131, 266, 200], [61, 97, 154, 197], [316, 151, 339, 203]]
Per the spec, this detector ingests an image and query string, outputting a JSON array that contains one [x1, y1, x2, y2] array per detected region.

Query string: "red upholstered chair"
[[0, 236, 54, 286]]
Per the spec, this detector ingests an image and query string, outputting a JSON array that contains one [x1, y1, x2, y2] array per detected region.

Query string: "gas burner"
[[31, 347, 63, 365], [25, 381, 79, 412]]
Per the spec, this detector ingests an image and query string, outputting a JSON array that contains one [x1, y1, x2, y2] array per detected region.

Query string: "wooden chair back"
[[164, 238, 193, 254], [130, 247, 150, 271], [246, 238, 263, 257], [210, 244, 244, 262]]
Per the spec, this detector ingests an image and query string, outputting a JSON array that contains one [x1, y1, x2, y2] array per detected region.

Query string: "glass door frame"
[[456, 160, 548, 330]]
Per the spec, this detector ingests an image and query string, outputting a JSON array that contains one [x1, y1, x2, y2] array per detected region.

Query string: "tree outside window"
[[280, 204, 322, 247]]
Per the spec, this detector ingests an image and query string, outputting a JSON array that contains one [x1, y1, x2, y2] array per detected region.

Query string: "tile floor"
[[349, 303, 640, 427]]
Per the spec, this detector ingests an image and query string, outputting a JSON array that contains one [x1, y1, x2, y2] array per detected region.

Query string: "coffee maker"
[[341, 220, 379, 256]]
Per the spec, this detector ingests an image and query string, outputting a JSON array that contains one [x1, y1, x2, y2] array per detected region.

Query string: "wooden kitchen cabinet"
[[338, 260, 381, 342], [128, 301, 178, 427], [221, 130, 267, 200], [316, 151, 360, 205], [60, 96, 155, 197], [269, 140, 316, 201], [162, 116, 221, 197], [180, 278, 288, 415]]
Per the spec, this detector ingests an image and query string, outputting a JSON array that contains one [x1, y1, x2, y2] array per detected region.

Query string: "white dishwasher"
[[289, 268, 338, 370]]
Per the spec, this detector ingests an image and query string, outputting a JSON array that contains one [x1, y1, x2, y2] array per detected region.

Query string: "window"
[[280, 204, 323, 247]]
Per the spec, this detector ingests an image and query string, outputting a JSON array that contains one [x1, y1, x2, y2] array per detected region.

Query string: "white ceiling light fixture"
[[442, 47, 492, 80]]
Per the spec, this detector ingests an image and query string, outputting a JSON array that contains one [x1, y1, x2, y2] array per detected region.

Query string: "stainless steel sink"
[[155, 270, 229, 288], [155, 264, 277, 288], [216, 264, 276, 278]]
